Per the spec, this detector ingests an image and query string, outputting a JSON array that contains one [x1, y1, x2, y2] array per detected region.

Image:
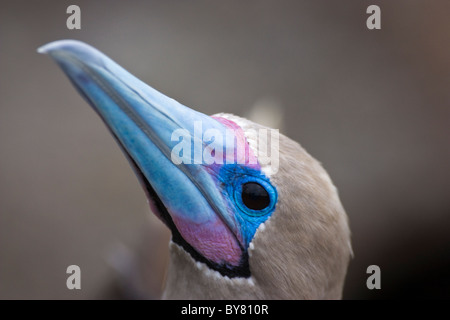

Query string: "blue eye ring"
[[233, 175, 277, 217]]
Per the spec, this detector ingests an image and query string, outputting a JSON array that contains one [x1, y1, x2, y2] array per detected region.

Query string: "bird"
[[38, 40, 352, 299]]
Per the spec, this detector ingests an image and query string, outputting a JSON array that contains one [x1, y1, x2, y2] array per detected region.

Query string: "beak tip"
[[37, 39, 75, 55], [37, 43, 51, 55], [37, 39, 93, 58]]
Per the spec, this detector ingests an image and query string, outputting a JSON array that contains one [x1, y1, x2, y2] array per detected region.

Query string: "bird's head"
[[39, 40, 352, 299]]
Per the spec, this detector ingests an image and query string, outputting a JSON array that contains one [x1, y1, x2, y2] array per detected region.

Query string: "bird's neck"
[[162, 241, 261, 299]]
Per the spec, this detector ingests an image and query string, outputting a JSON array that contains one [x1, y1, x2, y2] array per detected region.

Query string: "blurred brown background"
[[1, 0, 449, 299]]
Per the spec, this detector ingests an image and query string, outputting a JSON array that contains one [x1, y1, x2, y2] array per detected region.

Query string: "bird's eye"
[[230, 172, 277, 217], [241, 182, 271, 210]]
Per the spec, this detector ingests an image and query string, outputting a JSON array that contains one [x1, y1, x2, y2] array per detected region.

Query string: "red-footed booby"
[[39, 40, 352, 299]]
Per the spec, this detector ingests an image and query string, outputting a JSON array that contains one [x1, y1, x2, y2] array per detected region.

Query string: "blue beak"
[[38, 40, 248, 270]]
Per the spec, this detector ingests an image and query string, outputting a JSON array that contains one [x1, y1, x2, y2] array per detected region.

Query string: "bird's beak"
[[38, 40, 246, 267]]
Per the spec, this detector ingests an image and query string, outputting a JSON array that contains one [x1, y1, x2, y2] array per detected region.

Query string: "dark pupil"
[[241, 182, 270, 210]]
